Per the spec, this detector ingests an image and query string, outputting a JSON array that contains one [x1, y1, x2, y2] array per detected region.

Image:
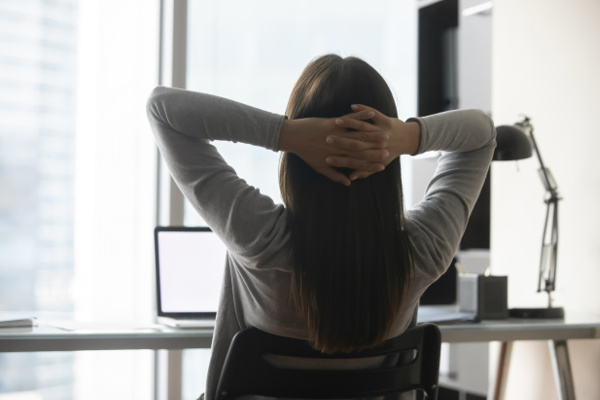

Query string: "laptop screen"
[[154, 227, 227, 316]]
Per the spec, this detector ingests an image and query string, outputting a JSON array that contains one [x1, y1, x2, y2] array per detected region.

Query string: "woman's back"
[[146, 54, 496, 400]]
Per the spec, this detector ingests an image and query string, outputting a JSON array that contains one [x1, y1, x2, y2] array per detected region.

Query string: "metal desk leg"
[[154, 349, 183, 400], [549, 340, 576, 400], [490, 341, 513, 400], [167, 349, 183, 400]]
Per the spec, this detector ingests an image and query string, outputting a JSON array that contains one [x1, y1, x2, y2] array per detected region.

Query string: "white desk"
[[438, 314, 600, 343], [1, 315, 599, 400], [436, 315, 600, 400], [1, 316, 598, 351], [0, 323, 213, 353]]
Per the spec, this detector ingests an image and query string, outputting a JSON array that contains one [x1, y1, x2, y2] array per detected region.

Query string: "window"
[[183, 0, 418, 226], [0, 0, 159, 398], [1, 1, 418, 398], [180, 1, 418, 396]]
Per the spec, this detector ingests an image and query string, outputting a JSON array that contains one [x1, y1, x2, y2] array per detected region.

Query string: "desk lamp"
[[494, 116, 564, 319]]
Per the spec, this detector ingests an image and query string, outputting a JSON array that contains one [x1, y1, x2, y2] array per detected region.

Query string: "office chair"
[[215, 324, 441, 399]]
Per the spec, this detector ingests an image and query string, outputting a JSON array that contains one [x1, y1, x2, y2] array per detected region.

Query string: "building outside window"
[[0, 1, 78, 398]]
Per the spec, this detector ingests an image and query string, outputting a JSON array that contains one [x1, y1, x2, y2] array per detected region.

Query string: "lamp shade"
[[493, 125, 533, 161]]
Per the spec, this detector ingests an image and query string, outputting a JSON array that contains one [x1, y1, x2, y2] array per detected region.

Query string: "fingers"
[[320, 161, 386, 186], [334, 116, 375, 133], [347, 108, 376, 120], [350, 104, 384, 122], [350, 104, 394, 125], [326, 132, 388, 152], [315, 105, 394, 185], [319, 167, 351, 187], [349, 170, 377, 181], [325, 154, 386, 172], [333, 105, 392, 136], [325, 147, 389, 164], [320, 162, 383, 186], [350, 104, 376, 113], [334, 107, 379, 132]]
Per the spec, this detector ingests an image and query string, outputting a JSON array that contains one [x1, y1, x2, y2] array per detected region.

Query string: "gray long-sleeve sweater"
[[146, 86, 496, 400]]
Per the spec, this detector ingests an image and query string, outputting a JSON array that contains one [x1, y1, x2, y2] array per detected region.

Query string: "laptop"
[[154, 226, 227, 328]]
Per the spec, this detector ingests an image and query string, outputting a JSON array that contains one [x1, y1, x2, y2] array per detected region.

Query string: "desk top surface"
[[1, 311, 599, 352], [436, 313, 600, 342]]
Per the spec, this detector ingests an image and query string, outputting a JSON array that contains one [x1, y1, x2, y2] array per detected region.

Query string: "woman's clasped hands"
[[279, 104, 420, 186]]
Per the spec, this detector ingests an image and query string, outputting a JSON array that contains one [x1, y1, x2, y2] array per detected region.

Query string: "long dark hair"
[[280, 55, 413, 353]]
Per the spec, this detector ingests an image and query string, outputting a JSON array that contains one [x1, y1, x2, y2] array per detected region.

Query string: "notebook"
[[154, 226, 227, 328]]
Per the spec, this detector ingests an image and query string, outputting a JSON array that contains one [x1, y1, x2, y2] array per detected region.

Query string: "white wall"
[[491, 0, 600, 398]]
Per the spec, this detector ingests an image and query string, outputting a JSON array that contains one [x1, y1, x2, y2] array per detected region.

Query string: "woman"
[[147, 54, 496, 399]]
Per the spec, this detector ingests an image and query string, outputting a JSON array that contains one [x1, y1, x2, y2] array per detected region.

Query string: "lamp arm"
[[538, 198, 559, 305], [520, 120, 559, 200], [518, 118, 561, 304]]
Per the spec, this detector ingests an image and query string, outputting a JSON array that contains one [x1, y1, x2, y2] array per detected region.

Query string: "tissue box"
[[459, 274, 508, 319]]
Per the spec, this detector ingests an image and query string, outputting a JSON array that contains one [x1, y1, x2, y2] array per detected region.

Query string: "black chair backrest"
[[215, 324, 441, 399]]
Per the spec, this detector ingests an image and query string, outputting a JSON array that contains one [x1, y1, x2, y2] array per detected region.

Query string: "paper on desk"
[[417, 306, 479, 324], [0, 317, 36, 328]]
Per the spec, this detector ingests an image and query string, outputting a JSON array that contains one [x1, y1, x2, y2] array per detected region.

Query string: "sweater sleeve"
[[146, 86, 288, 258], [405, 109, 496, 279]]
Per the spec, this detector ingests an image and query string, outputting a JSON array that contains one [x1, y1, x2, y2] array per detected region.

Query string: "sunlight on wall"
[[491, 0, 600, 398]]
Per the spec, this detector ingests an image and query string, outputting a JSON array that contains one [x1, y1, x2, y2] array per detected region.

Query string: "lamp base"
[[509, 307, 564, 319]]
